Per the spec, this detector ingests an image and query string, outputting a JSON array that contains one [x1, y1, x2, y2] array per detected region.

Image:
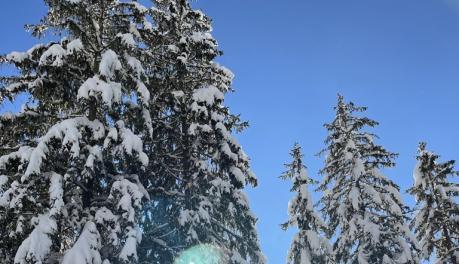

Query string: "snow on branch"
[[61, 221, 102, 264], [0, 146, 33, 171], [78, 76, 122, 107], [99, 49, 122, 79], [23, 117, 105, 181], [192, 85, 224, 106], [104, 121, 149, 167], [39, 44, 66, 66], [14, 214, 57, 264]]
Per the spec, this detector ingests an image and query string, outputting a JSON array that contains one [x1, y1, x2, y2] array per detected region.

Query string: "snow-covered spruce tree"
[[408, 142, 459, 264], [0, 0, 156, 263], [137, 0, 265, 263], [318, 95, 419, 264], [280, 143, 331, 264]]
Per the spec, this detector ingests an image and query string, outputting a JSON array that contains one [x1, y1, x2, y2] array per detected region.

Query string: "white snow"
[[0, 175, 7, 189], [125, 55, 144, 78], [66, 39, 83, 54], [299, 184, 313, 210], [229, 166, 245, 184], [349, 186, 360, 211], [0, 180, 24, 208], [39, 44, 66, 66], [14, 214, 56, 264], [62, 222, 102, 264], [0, 146, 33, 170], [95, 207, 120, 246], [413, 160, 425, 189], [220, 142, 238, 161], [24, 117, 105, 181], [110, 178, 144, 224], [136, 80, 150, 104], [6, 51, 28, 63], [190, 32, 213, 43], [178, 209, 192, 226], [116, 121, 149, 166], [119, 227, 141, 262], [215, 122, 230, 139], [95, 207, 117, 224], [78, 76, 122, 107], [192, 85, 224, 105], [99, 49, 122, 79], [85, 145, 103, 169], [363, 183, 382, 205], [117, 33, 136, 47], [49, 172, 64, 217], [142, 108, 153, 138], [352, 156, 365, 180]]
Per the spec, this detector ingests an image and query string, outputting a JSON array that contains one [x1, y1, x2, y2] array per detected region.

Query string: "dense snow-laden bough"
[[0, 0, 265, 263]]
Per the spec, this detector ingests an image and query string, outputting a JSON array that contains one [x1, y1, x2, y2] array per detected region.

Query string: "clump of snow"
[[125, 55, 144, 78], [215, 63, 235, 82], [349, 186, 360, 211], [84, 145, 102, 169], [0, 180, 24, 208], [61, 221, 102, 264], [215, 122, 230, 139], [0, 146, 33, 171], [78, 76, 122, 107], [117, 33, 136, 47], [6, 51, 29, 63], [49, 172, 64, 217], [413, 160, 424, 189], [190, 32, 213, 43], [229, 166, 245, 184], [109, 178, 144, 223], [95, 207, 118, 224], [66, 39, 83, 54], [14, 214, 56, 264], [136, 80, 150, 104], [39, 44, 66, 66], [142, 108, 153, 138], [192, 85, 223, 105], [115, 121, 149, 166], [95, 207, 120, 246], [99, 49, 122, 79], [0, 175, 8, 189], [24, 117, 105, 181], [119, 227, 142, 262], [220, 142, 238, 161]]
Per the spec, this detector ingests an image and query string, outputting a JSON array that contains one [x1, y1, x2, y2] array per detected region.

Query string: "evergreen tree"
[[0, 0, 156, 262], [408, 142, 459, 264], [280, 143, 331, 264], [137, 0, 265, 263], [318, 95, 419, 264]]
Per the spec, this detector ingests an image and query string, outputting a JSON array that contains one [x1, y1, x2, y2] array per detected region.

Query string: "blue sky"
[[1, 0, 459, 263]]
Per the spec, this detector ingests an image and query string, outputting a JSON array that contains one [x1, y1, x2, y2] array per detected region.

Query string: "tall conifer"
[[318, 95, 418, 263], [408, 143, 459, 264], [281, 143, 331, 264]]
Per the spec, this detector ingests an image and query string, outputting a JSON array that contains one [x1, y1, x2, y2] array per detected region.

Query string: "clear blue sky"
[[1, 1, 458, 263]]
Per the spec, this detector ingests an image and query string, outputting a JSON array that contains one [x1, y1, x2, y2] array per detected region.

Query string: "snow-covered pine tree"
[[280, 143, 331, 264], [138, 0, 265, 263], [318, 95, 419, 264], [0, 0, 156, 263], [408, 142, 459, 264]]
